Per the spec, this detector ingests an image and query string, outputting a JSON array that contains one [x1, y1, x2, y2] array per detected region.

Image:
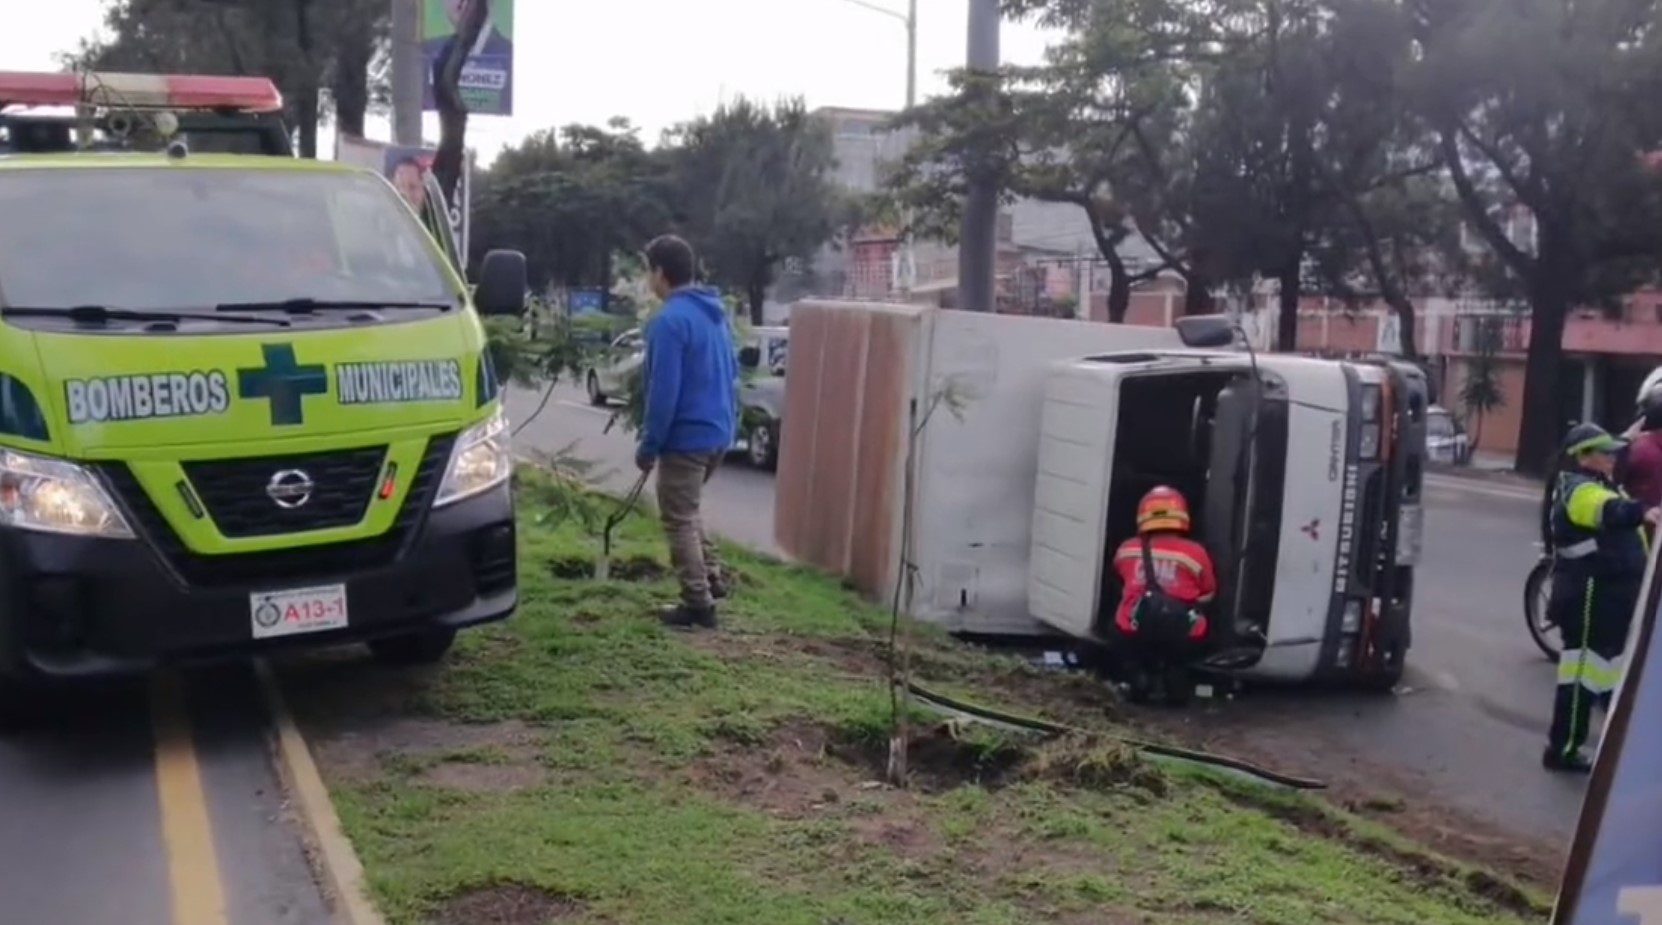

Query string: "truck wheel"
[[586, 371, 607, 407], [1357, 643, 1407, 693], [368, 629, 457, 666]]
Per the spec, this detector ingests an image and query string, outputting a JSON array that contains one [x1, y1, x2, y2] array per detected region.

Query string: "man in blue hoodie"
[[637, 235, 740, 628]]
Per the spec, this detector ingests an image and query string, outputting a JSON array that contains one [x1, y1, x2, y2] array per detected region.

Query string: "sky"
[[11, 0, 1060, 164]]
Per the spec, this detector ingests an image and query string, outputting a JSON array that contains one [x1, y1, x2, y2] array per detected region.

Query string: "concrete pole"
[[391, 0, 425, 146], [897, 0, 918, 298], [957, 0, 1000, 312]]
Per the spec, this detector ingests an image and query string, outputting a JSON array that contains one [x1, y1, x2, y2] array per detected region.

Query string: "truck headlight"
[[434, 409, 511, 508], [1358, 385, 1382, 459], [1341, 600, 1362, 633], [0, 449, 133, 538]]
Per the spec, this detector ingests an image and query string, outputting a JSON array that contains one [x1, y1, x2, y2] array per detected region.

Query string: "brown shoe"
[[659, 603, 718, 629]]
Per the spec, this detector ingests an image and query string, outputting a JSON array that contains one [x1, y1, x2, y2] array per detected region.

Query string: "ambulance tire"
[[0, 675, 43, 732], [368, 629, 457, 666]]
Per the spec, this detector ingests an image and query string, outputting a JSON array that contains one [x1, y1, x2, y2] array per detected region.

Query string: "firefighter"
[[1110, 486, 1218, 706], [1544, 422, 1661, 773]]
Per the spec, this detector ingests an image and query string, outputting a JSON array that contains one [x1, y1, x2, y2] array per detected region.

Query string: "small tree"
[[1458, 320, 1506, 450]]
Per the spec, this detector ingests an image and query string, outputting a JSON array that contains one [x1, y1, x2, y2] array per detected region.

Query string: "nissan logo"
[[266, 469, 314, 509]]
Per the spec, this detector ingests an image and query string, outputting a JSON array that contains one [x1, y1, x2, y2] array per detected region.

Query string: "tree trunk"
[[1182, 274, 1213, 316], [1389, 297, 1420, 360], [1104, 251, 1131, 323], [432, 0, 490, 207], [746, 281, 766, 326], [293, 0, 319, 158], [1275, 265, 1300, 352], [1514, 260, 1573, 475], [330, 24, 372, 139]]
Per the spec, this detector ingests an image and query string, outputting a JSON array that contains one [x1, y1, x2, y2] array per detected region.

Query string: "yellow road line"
[[150, 672, 228, 925]]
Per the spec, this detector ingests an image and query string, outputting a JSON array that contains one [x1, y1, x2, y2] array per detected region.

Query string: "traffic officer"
[[1544, 422, 1661, 773]]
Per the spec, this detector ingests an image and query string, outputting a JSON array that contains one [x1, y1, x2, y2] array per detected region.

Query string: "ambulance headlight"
[[0, 450, 133, 538], [435, 408, 511, 508]]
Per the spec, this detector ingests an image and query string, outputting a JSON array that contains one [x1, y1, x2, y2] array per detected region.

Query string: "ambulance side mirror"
[[474, 250, 527, 316]]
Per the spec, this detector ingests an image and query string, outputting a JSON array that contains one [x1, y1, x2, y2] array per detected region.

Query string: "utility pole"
[[839, 0, 919, 297], [390, 0, 424, 146], [957, 0, 1000, 312]]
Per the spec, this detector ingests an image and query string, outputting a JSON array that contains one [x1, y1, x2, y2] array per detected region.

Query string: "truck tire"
[[368, 629, 457, 666], [1356, 643, 1406, 693], [0, 674, 43, 733]]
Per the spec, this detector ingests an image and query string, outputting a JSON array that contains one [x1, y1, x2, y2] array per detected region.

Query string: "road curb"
[[254, 660, 386, 925]]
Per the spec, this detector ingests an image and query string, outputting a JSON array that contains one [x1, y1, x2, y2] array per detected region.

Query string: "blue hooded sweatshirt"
[[638, 287, 739, 461]]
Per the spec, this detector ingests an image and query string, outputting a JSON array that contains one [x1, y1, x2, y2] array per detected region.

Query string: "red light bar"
[[0, 71, 283, 114]]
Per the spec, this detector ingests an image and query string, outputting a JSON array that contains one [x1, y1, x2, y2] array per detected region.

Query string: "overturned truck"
[[774, 301, 1426, 688]]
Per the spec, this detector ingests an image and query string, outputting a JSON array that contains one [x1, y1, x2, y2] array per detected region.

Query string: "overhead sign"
[[1553, 542, 1662, 924], [421, 0, 515, 116]]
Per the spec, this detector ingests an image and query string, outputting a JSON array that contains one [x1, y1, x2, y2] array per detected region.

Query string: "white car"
[[1425, 404, 1471, 465], [584, 328, 644, 406]]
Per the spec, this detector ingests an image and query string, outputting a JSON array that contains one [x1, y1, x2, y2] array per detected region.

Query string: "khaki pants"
[[655, 452, 725, 608]]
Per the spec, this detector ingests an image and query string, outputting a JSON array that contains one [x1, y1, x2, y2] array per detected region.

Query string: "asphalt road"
[[0, 665, 328, 925], [505, 383, 1586, 845]]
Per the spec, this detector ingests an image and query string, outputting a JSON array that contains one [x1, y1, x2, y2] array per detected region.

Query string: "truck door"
[[1027, 362, 1135, 640]]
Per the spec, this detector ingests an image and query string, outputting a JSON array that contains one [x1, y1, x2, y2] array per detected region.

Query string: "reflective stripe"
[[1558, 647, 1625, 693], [1558, 539, 1599, 559]]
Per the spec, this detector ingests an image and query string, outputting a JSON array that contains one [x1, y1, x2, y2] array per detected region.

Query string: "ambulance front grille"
[[182, 445, 388, 539], [95, 433, 455, 589]]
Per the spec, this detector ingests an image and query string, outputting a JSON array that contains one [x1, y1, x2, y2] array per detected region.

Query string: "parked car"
[[736, 327, 789, 470], [585, 328, 644, 406], [585, 324, 789, 470], [1425, 404, 1472, 465]]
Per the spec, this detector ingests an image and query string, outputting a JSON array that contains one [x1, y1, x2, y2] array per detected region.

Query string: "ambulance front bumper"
[[0, 481, 516, 680]]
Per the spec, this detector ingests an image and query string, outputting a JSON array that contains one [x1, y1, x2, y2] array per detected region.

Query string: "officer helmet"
[[1561, 422, 1626, 459]]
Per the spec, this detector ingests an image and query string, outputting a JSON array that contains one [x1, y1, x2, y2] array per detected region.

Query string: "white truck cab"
[[1029, 351, 1426, 687]]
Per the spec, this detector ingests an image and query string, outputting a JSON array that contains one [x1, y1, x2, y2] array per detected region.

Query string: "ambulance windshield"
[[0, 167, 456, 321]]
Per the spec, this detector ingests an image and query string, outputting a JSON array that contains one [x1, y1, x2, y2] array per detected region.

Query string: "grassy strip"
[[279, 467, 1547, 925]]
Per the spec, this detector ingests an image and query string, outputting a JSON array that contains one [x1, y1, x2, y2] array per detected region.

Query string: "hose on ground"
[[903, 679, 1328, 791]]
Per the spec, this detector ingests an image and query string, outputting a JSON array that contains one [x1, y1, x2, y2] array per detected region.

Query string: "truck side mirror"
[[1175, 315, 1237, 349], [474, 250, 527, 316]]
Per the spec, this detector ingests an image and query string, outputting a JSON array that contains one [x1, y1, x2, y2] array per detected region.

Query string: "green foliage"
[[665, 98, 844, 324], [470, 122, 671, 293], [482, 300, 594, 391], [70, 0, 387, 156]]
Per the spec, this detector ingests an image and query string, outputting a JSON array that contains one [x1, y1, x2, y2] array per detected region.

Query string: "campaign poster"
[[1553, 537, 1662, 925], [334, 135, 472, 260], [421, 0, 515, 116]]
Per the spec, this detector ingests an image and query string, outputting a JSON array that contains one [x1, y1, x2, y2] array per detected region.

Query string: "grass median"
[[277, 465, 1548, 925]]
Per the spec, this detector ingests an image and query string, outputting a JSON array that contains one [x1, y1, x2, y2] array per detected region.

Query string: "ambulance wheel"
[[368, 629, 456, 666], [0, 675, 43, 733]]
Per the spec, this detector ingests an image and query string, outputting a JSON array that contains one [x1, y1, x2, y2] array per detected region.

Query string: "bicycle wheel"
[[1524, 559, 1560, 661]]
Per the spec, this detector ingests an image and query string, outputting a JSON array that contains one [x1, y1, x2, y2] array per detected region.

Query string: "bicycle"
[[1524, 543, 1559, 660]]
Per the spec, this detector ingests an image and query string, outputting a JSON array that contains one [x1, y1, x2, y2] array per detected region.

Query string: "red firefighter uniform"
[[1111, 487, 1218, 641]]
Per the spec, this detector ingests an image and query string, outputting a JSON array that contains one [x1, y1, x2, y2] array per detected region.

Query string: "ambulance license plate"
[[250, 585, 349, 640]]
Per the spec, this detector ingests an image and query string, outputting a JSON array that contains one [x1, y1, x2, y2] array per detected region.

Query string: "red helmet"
[[1136, 486, 1191, 534]]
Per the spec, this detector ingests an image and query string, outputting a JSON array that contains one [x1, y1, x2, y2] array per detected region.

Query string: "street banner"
[[421, 0, 515, 116], [334, 134, 472, 260], [1554, 537, 1662, 924]]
